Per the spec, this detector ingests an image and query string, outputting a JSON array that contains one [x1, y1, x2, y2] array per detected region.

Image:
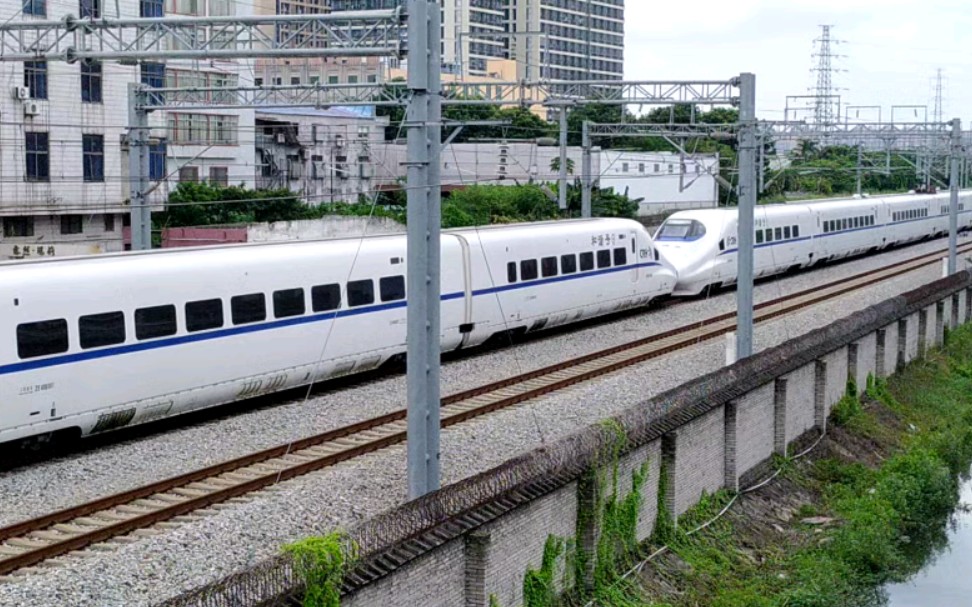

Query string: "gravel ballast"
[[0, 235, 966, 606]]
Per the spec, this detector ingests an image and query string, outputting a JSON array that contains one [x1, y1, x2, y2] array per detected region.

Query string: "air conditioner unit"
[[334, 135, 345, 148], [23, 101, 39, 116], [275, 133, 286, 144], [13, 86, 29, 100]]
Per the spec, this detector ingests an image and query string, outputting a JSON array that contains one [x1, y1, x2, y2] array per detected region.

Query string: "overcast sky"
[[624, 0, 972, 125]]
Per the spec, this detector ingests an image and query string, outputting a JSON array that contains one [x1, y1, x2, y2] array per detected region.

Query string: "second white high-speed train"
[[0, 218, 676, 446], [655, 191, 972, 296]]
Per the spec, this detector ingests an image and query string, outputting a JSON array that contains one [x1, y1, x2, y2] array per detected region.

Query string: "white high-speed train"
[[655, 191, 972, 296], [0, 218, 676, 446]]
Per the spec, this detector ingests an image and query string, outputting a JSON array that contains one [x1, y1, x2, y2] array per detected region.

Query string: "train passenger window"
[[765, 229, 774, 242], [507, 262, 518, 283], [774, 227, 782, 241], [17, 319, 68, 359], [541, 256, 558, 278], [380, 276, 406, 302], [755, 230, 764, 244], [231, 294, 266, 325], [579, 252, 594, 272], [793, 225, 800, 238], [273, 288, 305, 319], [311, 284, 341, 312], [347, 280, 375, 307], [185, 299, 224, 332], [596, 250, 611, 269], [560, 254, 577, 274], [783, 226, 791, 239], [613, 247, 627, 266], [79, 311, 126, 349], [135, 305, 177, 340], [520, 259, 539, 280]]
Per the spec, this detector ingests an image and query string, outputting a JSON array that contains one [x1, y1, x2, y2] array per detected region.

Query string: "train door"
[[451, 234, 476, 349], [628, 229, 639, 284]]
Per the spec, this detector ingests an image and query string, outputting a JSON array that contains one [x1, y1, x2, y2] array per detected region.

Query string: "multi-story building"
[[325, 1, 624, 81], [514, 0, 624, 81], [255, 107, 389, 203], [0, 0, 254, 259]]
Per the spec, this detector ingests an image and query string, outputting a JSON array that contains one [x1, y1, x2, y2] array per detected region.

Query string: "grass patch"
[[637, 323, 972, 607]]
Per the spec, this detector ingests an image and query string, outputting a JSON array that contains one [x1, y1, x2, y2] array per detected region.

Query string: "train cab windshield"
[[656, 219, 707, 241]]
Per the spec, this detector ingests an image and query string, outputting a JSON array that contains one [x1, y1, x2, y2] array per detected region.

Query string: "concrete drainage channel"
[[0, 242, 968, 578]]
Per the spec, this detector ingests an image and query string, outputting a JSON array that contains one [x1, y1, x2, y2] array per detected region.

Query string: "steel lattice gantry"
[[130, 79, 742, 111], [0, 10, 405, 62]]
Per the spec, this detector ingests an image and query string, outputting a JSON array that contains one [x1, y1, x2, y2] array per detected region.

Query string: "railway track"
[[1, 241, 969, 577]]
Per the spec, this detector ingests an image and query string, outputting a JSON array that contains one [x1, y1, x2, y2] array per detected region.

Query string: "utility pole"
[[406, 0, 443, 499], [581, 120, 592, 217], [949, 118, 961, 274], [856, 143, 863, 196], [127, 84, 151, 250], [736, 73, 757, 359], [555, 102, 571, 211]]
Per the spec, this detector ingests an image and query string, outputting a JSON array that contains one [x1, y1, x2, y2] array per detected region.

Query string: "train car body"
[[657, 191, 972, 296], [0, 218, 676, 445]]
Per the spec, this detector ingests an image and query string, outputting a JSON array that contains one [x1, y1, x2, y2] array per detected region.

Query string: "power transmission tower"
[[809, 25, 843, 129], [932, 68, 945, 124]]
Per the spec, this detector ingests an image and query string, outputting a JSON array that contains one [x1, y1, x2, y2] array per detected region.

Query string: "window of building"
[[290, 76, 300, 85], [186, 299, 223, 332], [327, 75, 339, 84], [24, 61, 47, 99], [613, 247, 627, 266], [579, 252, 594, 272], [83, 134, 104, 182], [507, 262, 517, 283], [348, 75, 358, 84], [150, 141, 166, 180], [311, 284, 341, 312], [367, 74, 378, 83], [25, 132, 49, 182], [379, 276, 406, 302], [60, 215, 83, 235], [347, 279, 375, 307], [3, 217, 34, 237], [254, 77, 264, 87], [596, 250, 611, 269], [104, 214, 115, 232], [309, 76, 320, 85], [560, 254, 577, 274], [231, 293, 266, 325], [135, 305, 177, 340], [520, 259, 538, 280], [179, 166, 199, 182], [140, 63, 165, 88], [273, 288, 305, 318], [209, 166, 228, 186], [17, 319, 68, 359], [80, 0, 100, 18], [541, 256, 558, 278], [79, 311, 126, 349], [80, 60, 102, 103], [23, 0, 46, 16], [140, 0, 162, 16]]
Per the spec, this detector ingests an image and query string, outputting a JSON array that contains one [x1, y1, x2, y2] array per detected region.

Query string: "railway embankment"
[[157, 270, 972, 607], [634, 328, 972, 605]]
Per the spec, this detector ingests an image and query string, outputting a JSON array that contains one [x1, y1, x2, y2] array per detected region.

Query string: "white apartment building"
[[514, 0, 624, 81], [325, 0, 624, 81], [0, 0, 254, 259], [255, 107, 389, 203]]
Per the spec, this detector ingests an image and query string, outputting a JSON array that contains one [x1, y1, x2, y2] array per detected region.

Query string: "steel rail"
[[0, 241, 966, 576]]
